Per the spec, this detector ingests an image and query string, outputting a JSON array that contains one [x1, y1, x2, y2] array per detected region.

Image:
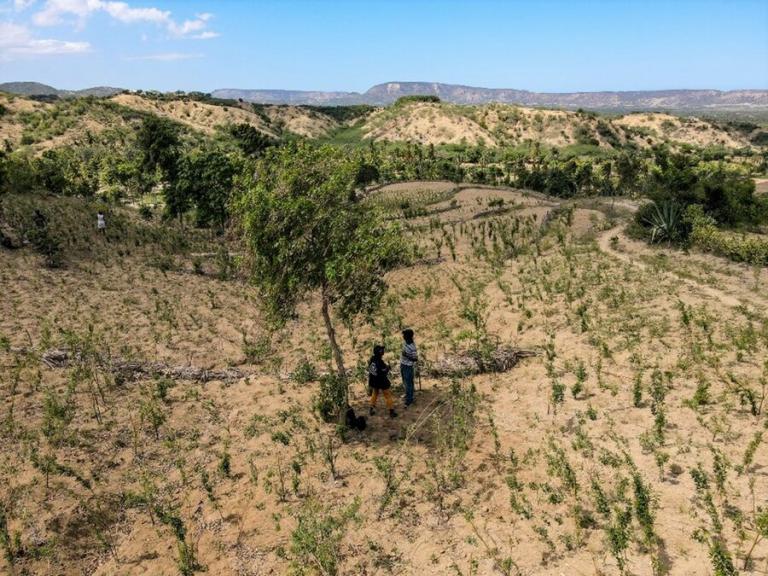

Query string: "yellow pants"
[[370, 388, 394, 410]]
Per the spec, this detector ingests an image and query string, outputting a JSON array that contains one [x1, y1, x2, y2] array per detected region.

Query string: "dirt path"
[[597, 225, 744, 308]]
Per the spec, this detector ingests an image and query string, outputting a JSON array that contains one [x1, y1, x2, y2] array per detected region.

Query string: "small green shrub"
[[290, 498, 360, 576], [313, 373, 347, 423], [292, 359, 318, 384], [691, 219, 768, 265], [138, 205, 154, 220]]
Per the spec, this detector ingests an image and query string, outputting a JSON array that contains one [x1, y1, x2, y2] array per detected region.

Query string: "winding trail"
[[597, 225, 744, 308]]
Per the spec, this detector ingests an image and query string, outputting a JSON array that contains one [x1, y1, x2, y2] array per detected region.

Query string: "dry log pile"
[[427, 346, 538, 377], [10, 347, 245, 383]]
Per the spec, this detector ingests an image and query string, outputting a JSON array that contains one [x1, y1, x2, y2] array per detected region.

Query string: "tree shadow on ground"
[[345, 379, 452, 448]]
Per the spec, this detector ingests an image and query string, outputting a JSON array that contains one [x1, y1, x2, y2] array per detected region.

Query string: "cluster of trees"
[[644, 147, 766, 227], [633, 147, 767, 244], [2, 107, 765, 240], [394, 95, 441, 106], [0, 114, 277, 228]]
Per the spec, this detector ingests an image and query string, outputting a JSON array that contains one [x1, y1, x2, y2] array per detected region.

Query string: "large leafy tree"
[[168, 147, 242, 227], [226, 123, 275, 157], [236, 142, 408, 382], [136, 115, 180, 195]]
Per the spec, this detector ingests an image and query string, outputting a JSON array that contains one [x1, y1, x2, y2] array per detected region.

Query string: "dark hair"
[[373, 344, 385, 357], [402, 329, 414, 343]]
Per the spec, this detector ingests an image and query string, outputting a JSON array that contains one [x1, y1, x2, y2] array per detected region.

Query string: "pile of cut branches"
[[427, 346, 538, 377]]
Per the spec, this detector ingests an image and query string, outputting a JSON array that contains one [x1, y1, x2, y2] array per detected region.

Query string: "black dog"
[[345, 407, 367, 431]]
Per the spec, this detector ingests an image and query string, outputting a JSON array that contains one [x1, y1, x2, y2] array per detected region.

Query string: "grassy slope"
[[359, 101, 761, 150], [4, 92, 764, 154], [0, 92, 343, 151], [1, 183, 767, 575]]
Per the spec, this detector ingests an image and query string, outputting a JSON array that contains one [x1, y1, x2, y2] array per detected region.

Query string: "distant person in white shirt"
[[400, 328, 418, 407], [97, 212, 106, 235]]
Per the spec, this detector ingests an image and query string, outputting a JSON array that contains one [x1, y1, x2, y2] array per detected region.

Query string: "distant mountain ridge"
[[2, 80, 767, 111], [0, 82, 123, 98], [213, 82, 768, 110]]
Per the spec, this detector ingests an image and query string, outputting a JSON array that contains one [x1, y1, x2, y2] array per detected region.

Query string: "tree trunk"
[[321, 284, 349, 417], [321, 284, 346, 378]]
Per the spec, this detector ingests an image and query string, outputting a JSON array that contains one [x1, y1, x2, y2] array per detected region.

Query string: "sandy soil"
[[1, 183, 767, 576], [111, 94, 279, 137], [262, 106, 338, 138], [614, 113, 748, 149], [365, 103, 497, 146], [362, 103, 753, 150]]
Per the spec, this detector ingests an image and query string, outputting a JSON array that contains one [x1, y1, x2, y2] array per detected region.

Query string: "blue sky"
[[1, 0, 767, 92]]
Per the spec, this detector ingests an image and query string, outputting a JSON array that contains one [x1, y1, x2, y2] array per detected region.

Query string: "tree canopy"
[[236, 142, 409, 378], [136, 116, 180, 194], [167, 147, 242, 227]]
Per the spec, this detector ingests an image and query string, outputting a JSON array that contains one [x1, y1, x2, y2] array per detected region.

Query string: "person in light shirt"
[[400, 329, 418, 408]]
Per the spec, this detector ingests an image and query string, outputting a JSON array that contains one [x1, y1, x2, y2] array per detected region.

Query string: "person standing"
[[96, 211, 106, 236], [400, 329, 418, 408], [369, 345, 397, 418]]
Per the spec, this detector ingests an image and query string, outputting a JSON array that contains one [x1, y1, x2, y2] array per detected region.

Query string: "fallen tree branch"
[[8, 347, 245, 383], [109, 359, 245, 383], [427, 346, 538, 378]]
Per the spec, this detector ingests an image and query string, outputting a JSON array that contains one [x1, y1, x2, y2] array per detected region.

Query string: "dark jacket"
[[368, 356, 391, 390]]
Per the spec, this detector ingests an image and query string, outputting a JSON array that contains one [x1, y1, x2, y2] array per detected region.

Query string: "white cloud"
[[0, 21, 90, 58], [125, 51, 202, 61], [188, 30, 218, 40], [32, 0, 218, 39], [32, 0, 101, 26], [14, 0, 38, 10], [103, 1, 168, 24]]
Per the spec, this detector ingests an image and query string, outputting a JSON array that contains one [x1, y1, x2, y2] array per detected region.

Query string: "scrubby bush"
[[313, 373, 347, 423], [290, 498, 360, 576], [690, 216, 768, 265], [292, 359, 318, 384], [226, 123, 275, 157], [394, 95, 441, 105]]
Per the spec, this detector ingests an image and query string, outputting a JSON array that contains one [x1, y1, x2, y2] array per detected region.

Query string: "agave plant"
[[644, 201, 684, 244]]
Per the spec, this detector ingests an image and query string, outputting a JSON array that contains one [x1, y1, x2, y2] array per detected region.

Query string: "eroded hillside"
[[362, 101, 760, 149], [3, 92, 764, 155], [0, 92, 342, 151]]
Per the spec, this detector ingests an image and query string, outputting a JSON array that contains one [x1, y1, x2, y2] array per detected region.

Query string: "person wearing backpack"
[[400, 329, 418, 407], [369, 344, 397, 418]]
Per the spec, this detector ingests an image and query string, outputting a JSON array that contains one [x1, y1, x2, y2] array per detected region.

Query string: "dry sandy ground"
[[365, 103, 497, 146], [261, 106, 338, 139], [2, 92, 759, 154], [363, 103, 755, 150], [613, 113, 747, 149], [1, 183, 767, 576], [111, 94, 280, 138]]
